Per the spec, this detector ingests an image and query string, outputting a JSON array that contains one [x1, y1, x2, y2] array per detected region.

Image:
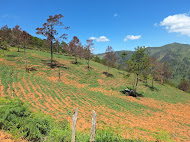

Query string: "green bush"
[[0, 97, 70, 141]]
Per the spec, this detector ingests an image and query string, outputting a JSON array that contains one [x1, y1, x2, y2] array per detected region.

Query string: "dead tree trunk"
[[152, 78, 154, 88], [75, 55, 77, 64], [86, 57, 90, 70], [24, 46, 27, 71], [57, 46, 59, 58], [51, 40, 53, 67], [3, 42, 5, 56], [87, 57, 90, 69], [107, 62, 109, 73], [58, 70, 61, 81]]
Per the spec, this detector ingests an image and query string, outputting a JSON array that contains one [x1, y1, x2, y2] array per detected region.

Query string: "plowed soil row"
[[44, 73, 190, 141]]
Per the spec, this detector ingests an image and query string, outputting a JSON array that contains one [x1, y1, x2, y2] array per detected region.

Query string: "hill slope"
[[97, 42, 190, 84], [0, 47, 190, 141], [146, 42, 190, 83]]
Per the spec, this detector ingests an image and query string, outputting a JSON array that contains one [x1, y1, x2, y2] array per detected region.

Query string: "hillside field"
[[0, 47, 190, 141]]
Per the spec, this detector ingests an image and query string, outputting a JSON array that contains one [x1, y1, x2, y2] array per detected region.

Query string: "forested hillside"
[[97, 42, 190, 84]]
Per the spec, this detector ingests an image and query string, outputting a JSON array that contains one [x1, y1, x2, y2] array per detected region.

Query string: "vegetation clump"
[[178, 78, 190, 93], [0, 97, 70, 141]]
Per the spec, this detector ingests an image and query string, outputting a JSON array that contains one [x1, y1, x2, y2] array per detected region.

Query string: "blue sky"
[[1, 0, 190, 54]]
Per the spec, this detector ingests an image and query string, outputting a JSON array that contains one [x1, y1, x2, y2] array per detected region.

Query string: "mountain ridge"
[[96, 42, 190, 84]]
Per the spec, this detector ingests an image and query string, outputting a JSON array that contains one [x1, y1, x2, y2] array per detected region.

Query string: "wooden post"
[[58, 70, 61, 82], [24, 46, 27, 71], [71, 108, 78, 142], [3, 42, 5, 56], [90, 110, 96, 142]]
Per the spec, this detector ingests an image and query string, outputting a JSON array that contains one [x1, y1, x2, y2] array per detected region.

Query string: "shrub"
[[178, 78, 190, 93], [0, 97, 70, 141]]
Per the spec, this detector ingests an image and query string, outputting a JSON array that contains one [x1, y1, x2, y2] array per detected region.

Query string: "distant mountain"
[[96, 43, 190, 84]]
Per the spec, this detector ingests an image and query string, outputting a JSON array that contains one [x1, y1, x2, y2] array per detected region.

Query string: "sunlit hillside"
[[0, 47, 190, 141]]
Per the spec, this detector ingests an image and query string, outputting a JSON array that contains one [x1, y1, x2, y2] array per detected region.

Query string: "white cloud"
[[160, 13, 190, 36], [89, 36, 110, 42], [89, 37, 97, 40], [124, 35, 141, 42], [114, 14, 118, 17]]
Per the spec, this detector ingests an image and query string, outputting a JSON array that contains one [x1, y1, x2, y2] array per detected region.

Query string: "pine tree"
[[36, 14, 69, 67], [126, 46, 150, 96], [104, 46, 117, 73]]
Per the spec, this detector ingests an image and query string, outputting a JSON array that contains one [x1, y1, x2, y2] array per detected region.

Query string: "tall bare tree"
[[121, 52, 127, 75], [84, 39, 94, 70], [68, 36, 83, 64], [12, 25, 22, 52], [104, 46, 117, 73], [20, 30, 31, 71], [0, 25, 10, 55], [150, 57, 157, 88], [163, 62, 172, 83], [154, 61, 165, 84], [152, 61, 171, 85], [36, 14, 69, 67]]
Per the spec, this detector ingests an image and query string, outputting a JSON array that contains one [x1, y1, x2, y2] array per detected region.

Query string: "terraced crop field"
[[0, 47, 190, 141]]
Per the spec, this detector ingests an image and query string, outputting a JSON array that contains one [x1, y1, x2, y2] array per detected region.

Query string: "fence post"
[[71, 108, 78, 142], [90, 110, 96, 142]]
